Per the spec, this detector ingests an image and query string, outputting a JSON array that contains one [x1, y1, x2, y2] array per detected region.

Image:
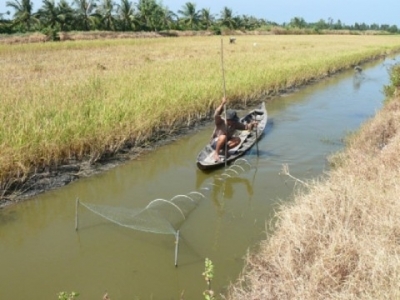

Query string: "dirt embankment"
[[0, 28, 386, 45], [0, 30, 209, 44], [0, 115, 213, 208], [0, 29, 270, 44]]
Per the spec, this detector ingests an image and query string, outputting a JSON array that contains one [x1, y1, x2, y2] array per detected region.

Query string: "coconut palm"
[[219, 6, 236, 30], [199, 8, 213, 30], [97, 0, 116, 30], [240, 14, 261, 30], [73, 0, 98, 31], [159, 6, 176, 30], [57, 0, 74, 31], [136, 0, 161, 31], [117, 0, 135, 31], [0, 12, 12, 33], [36, 0, 59, 28], [6, 0, 38, 30], [0, 12, 7, 20], [289, 17, 306, 28], [177, 2, 199, 30]]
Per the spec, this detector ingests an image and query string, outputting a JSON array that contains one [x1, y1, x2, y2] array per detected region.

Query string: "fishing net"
[[75, 158, 255, 266], [198, 159, 252, 193], [79, 191, 205, 235], [77, 159, 253, 235]]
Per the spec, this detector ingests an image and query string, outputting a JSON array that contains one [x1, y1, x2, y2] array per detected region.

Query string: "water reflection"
[[353, 72, 364, 91]]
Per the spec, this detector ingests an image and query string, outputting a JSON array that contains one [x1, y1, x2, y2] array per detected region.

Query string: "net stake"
[[174, 230, 180, 267], [75, 198, 80, 231]]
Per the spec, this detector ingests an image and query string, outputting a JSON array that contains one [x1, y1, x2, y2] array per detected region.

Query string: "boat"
[[196, 102, 267, 170]]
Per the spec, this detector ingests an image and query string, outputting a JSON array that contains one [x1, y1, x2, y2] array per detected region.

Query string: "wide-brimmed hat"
[[226, 109, 239, 121]]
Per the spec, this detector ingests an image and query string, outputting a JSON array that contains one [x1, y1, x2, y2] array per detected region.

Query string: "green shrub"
[[384, 63, 400, 98]]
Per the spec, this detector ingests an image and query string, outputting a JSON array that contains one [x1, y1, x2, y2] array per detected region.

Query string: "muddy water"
[[1, 56, 398, 300]]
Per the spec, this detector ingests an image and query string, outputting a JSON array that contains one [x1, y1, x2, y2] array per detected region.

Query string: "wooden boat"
[[196, 102, 267, 170]]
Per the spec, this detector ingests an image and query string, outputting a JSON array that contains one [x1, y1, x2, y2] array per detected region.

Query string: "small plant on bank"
[[41, 26, 60, 41], [202, 258, 215, 300], [58, 291, 79, 300], [384, 63, 400, 98]]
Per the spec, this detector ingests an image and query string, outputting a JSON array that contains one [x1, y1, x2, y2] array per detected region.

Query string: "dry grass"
[[0, 30, 214, 44], [1, 35, 400, 196], [226, 92, 400, 299]]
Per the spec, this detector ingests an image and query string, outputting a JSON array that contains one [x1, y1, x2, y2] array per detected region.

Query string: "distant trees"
[[97, 0, 117, 31], [36, 0, 59, 29], [117, 0, 135, 31], [0, 0, 399, 35], [6, 0, 39, 30], [289, 17, 306, 28], [158, 6, 176, 30], [219, 6, 236, 29], [178, 2, 199, 30], [136, 0, 161, 31], [199, 8, 213, 30]]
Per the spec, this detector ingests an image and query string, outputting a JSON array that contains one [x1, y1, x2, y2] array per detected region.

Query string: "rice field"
[[1, 34, 400, 195]]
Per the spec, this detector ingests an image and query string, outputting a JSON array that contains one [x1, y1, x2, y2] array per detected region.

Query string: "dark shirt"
[[213, 109, 245, 140]]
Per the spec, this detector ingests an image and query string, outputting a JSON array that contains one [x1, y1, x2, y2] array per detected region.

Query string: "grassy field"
[[226, 66, 400, 299], [1, 35, 400, 197]]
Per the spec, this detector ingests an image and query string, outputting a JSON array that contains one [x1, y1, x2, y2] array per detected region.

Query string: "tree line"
[[0, 0, 398, 37]]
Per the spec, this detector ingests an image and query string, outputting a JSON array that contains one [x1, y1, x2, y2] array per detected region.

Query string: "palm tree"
[[289, 17, 306, 28], [159, 6, 176, 30], [57, 0, 74, 31], [199, 8, 213, 30], [178, 2, 199, 30], [6, 0, 38, 30], [240, 14, 260, 30], [219, 6, 236, 30], [73, 0, 98, 31], [136, 0, 161, 31], [0, 12, 8, 20], [97, 0, 116, 30], [36, 0, 59, 29], [0, 11, 12, 33], [117, 0, 135, 31]]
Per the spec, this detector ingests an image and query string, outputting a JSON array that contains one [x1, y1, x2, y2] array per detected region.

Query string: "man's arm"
[[246, 121, 257, 131], [214, 97, 227, 126], [234, 120, 257, 131]]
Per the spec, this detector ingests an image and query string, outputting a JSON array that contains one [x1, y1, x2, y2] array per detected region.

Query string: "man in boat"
[[212, 97, 257, 161]]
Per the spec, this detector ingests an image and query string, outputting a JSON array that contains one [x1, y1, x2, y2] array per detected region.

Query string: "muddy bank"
[[0, 77, 323, 208], [0, 116, 211, 208], [0, 97, 263, 207], [0, 91, 295, 208]]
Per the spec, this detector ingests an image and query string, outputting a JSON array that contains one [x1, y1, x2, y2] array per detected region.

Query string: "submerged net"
[[79, 191, 205, 235], [78, 159, 253, 235]]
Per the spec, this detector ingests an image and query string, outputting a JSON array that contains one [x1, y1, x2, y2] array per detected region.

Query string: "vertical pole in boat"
[[174, 230, 180, 267], [255, 118, 259, 157], [75, 198, 79, 231], [220, 38, 228, 169]]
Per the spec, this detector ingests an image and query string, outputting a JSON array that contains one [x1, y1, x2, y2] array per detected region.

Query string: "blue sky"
[[1, 0, 399, 27]]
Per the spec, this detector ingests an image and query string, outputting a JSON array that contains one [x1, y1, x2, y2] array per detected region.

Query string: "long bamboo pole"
[[220, 38, 228, 169], [174, 230, 180, 267], [75, 198, 79, 231], [255, 117, 259, 157]]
